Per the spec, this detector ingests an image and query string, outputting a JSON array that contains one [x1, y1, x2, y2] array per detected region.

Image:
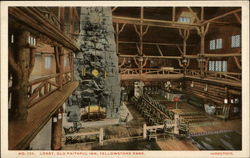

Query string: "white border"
[[1, 1, 249, 158]]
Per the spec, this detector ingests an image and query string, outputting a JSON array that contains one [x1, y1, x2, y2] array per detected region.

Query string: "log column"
[[178, 29, 190, 75], [51, 107, 63, 150], [9, 28, 36, 120], [133, 7, 149, 74], [55, 46, 64, 89], [196, 23, 210, 77], [115, 23, 126, 56]]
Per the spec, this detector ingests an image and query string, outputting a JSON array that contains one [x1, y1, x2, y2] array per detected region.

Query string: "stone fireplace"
[[67, 7, 121, 121]]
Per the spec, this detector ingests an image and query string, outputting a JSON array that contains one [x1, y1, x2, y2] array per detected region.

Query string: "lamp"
[[224, 99, 228, 104], [53, 117, 58, 123], [204, 85, 208, 91], [190, 81, 194, 87], [58, 113, 62, 120]]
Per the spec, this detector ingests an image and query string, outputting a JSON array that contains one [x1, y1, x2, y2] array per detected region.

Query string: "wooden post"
[[172, 7, 175, 22], [196, 23, 210, 77], [115, 23, 126, 56], [69, 7, 73, 38], [55, 46, 64, 89], [201, 7, 204, 21], [179, 29, 190, 75], [9, 28, 36, 120], [143, 123, 147, 139], [174, 114, 179, 134], [51, 108, 63, 150], [59, 8, 65, 31], [99, 128, 104, 145]]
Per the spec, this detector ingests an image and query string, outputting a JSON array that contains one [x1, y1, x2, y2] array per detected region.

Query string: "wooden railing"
[[37, 8, 78, 43], [38, 8, 61, 29], [185, 69, 241, 81], [28, 71, 73, 108], [205, 71, 241, 81], [120, 68, 183, 75]]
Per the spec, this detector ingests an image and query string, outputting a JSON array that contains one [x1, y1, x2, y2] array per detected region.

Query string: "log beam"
[[113, 16, 200, 29], [202, 8, 241, 25], [204, 53, 241, 57], [120, 54, 182, 59], [115, 23, 126, 55], [118, 41, 195, 47], [233, 56, 242, 70], [188, 7, 200, 23], [233, 12, 241, 24], [9, 7, 79, 52]]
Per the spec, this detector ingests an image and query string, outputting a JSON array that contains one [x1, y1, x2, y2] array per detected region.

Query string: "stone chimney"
[[68, 7, 121, 120]]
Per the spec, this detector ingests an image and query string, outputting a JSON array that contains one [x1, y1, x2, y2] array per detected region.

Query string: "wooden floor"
[[9, 81, 79, 150], [157, 139, 199, 150], [62, 101, 241, 150], [189, 119, 241, 134]]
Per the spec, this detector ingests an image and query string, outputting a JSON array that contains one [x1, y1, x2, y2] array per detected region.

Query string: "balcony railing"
[[185, 69, 241, 82], [37, 8, 61, 30], [120, 68, 183, 75], [28, 71, 73, 108]]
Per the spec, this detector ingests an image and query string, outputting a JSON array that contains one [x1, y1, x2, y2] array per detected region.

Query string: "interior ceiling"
[[112, 7, 241, 56]]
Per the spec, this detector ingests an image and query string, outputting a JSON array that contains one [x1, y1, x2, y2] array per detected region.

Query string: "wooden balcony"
[[9, 72, 79, 150], [185, 69, 241, 87], [8, 7, 79, 52], [120, 68, 184, 81], [119, 68, 241, 87]]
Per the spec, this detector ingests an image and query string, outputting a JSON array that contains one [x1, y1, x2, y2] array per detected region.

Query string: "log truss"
[[114, 7, 242, 86]]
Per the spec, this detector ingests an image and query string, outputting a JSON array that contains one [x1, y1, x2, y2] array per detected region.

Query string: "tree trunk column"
[[51, 107, 63, 150], [9, 29, 33, 120], [196, 23, 210, 78], [55, 46, 64, 89]]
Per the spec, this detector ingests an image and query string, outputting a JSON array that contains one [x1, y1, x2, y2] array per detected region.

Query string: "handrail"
[[28, 71, 73, 108], [120, 68, 183, 75], [185, 69, 241, 81], [29, 71, 72, 85]]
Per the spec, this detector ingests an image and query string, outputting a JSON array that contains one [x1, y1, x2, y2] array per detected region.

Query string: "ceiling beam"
[[204, 53, 241, 57], [119, 53, 241, 59], [112, 7, 118, 12], [118, 41, 195, 47], [188, 7, 200, 23], [202, 8, 241, 25], [119, 54, 182, 59], [113, 16, 200, 29], [9, 7, 79, 52], [233, 12, 241, 24]]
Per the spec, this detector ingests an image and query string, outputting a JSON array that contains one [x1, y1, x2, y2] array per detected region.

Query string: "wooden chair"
[[148, 128, 157, 141]]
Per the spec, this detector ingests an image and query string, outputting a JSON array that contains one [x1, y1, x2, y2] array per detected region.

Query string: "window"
[[210, 40, 216, 50], [231, 35, 240, 48], [209, 38, 222, 50], [178, 17, 191, 23], [64, 56, 68, 67], [208, 61, 227, 72], [216, 38, 222, 49], [44, 56, 52, 69]]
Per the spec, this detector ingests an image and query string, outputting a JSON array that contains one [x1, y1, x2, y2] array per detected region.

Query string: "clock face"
[[92, 69, 99, 77]]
